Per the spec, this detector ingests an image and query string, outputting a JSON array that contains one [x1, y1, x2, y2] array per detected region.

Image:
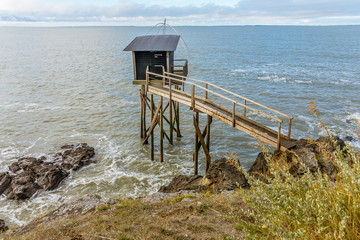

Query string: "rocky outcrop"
[[10, 195, 106, 236], [0, 143, 95, 200], [47, 194, 105, 220], [248, 136, 346, 181], [159, 158, 250, 193], [0, 219, 8, 233]]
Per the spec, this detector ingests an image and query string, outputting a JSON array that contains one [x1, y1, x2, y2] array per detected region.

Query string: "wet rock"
[[248, 136, 346, 181], [0, 219, 8, 233], [8, 162, 20, 173], [0, 143, 95, 200], [57, 143, 95, 171], [11, 172, 41, 200], [206, 158, 250, 191], [343, 136, 355, 142], [159, 158, 249, 193], [36, 164, 69, 191], [0, 172, 12, 195]]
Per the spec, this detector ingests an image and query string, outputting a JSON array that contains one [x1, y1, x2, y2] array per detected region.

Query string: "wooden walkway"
[[140, 69, 295, 174]]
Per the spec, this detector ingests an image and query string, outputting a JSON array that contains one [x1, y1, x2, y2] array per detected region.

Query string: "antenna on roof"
[[163, 18, 166, 35]]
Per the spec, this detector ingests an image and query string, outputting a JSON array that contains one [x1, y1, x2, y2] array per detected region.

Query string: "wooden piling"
[[193, 111, 199, 175], [150, 94, 154, 161], [160, 96, 164, 162], [206, 115, 212, 171], [169, 80, 173, 144]]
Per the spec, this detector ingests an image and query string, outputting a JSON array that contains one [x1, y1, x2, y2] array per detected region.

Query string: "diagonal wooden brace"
[[193, 115, 211, 171]]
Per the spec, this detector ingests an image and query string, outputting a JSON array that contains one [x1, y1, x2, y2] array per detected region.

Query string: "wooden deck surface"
[[148, 85, 296, 151]]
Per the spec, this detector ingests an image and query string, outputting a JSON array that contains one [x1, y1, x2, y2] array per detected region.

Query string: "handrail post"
[[169, 78, 173, 144], [145, 66, 149, 94], [243, 99, 247, 117], [162, 66, 165, 87], [288, 117, 293, 139], [232, 102, 236, 127], [204, 83, 208, 100], [277, 122, 282, 150], [191, 85, 195, 110]]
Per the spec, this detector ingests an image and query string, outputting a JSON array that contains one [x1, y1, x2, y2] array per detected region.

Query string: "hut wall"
[[135, 51, 167, 80]]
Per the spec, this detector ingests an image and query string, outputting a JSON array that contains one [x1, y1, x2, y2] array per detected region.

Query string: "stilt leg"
[[140, 89, 144, 139], [160, 96, 164, 163], [206, 115, 212, 171], [193, 111, 199, 175], [150, 95, 154, 161], [169, 99, 173, 144]]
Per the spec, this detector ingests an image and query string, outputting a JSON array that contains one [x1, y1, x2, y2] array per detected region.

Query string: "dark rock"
[[158, 175, 208, 193], [11, 172, 41, 200], [58, 143, 95, 171], [344, 136, 355, 142], [8, 162, 20, 173], [205, 158, 250, 191], [36, 164, 69, 190], [159, 158, 250, 193], [0, 172, 12, 195], [0, 219, 8, 233], [248, 136, 345, 181], [0, 143, 95, 200]]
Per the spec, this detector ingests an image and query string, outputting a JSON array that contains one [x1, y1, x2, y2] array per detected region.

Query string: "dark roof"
[[124, 35, 180, 52]]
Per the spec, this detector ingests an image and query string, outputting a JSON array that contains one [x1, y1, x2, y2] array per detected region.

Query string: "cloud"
[[0, 0, 359, 25]]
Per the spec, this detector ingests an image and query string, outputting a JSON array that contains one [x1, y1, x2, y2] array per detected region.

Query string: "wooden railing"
[[145, 68, 293, 150]]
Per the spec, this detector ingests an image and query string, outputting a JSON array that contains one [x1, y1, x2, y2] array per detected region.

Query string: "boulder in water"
[[0, 143, 95, 200]]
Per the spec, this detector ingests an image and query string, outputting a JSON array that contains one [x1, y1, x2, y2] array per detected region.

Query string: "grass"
[[2, 101, 359, 239], [2, 194, 246, 240], [234, 101, 360, 239]]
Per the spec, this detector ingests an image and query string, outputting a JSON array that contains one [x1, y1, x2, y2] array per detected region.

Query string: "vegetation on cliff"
[[2, 102, 360, 239]]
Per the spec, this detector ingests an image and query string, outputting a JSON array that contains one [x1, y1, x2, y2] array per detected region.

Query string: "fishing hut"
[[124, 21, 295, 175], [124, 20, 189, 164]]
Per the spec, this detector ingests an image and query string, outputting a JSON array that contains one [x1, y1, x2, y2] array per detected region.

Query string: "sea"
[[0, 26, 359, 225]]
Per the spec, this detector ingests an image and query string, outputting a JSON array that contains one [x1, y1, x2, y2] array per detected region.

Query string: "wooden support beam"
[[196, 125, 208, 153], [140, 89, 144, 139], [232, 102, 236, 128], [169, 97, 173, 144], [142, 85, 148, 144], [150, 95, 154, 161], [143, 98, 162, 144], [160, 96, 164, 162], [193, 114, 211, 172], [173, 100, 182, 137], [193, 111, 199, 175], [206, 115, 212, 171]]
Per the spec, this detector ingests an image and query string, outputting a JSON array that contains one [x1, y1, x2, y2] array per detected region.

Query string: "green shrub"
[[236, 102, 360, 239]]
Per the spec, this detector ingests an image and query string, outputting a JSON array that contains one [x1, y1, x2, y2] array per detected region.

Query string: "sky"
[[0, 0, 359, 26]]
